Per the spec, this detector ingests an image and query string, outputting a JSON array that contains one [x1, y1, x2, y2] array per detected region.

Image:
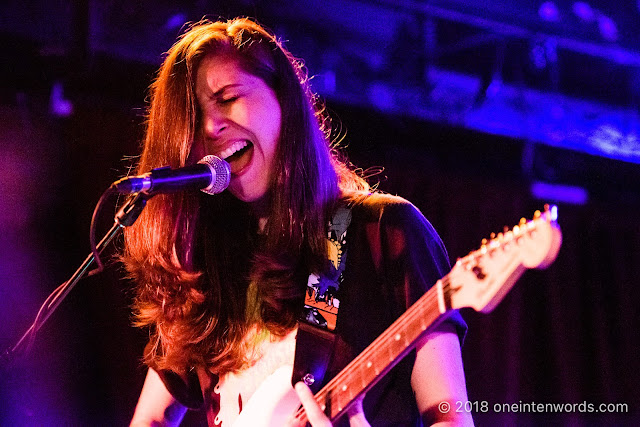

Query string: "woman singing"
[[124, 18, 471, 427]]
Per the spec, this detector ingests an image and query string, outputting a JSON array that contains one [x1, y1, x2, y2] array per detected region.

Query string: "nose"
[[202, 111, 228, 139]]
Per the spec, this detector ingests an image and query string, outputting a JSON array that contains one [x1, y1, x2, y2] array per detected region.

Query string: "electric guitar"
[[234, 205, 562, 426]]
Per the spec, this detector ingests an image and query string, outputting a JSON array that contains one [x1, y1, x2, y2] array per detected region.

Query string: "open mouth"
[[218, 140, 254, 174]]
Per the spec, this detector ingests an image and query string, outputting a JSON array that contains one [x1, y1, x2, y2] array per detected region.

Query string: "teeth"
[[218, 140, 249, 160]]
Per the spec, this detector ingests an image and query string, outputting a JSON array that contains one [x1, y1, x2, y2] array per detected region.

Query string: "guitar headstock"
[[447, 205, 562, 313]]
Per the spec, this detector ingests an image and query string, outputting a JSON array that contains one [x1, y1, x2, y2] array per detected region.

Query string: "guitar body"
[[232, 366, 300, 427]]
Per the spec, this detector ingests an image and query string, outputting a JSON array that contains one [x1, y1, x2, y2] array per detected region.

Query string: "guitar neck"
[[300, 280, 450, 422]]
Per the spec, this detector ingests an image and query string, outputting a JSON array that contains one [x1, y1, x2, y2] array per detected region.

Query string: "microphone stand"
[[1, 192, 149, 367]]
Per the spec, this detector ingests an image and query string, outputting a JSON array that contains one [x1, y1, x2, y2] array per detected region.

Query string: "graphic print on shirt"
[[303, 206, 352, 331]]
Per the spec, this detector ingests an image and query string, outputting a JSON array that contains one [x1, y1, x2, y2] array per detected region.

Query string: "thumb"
[[293, 382, 332, 427]]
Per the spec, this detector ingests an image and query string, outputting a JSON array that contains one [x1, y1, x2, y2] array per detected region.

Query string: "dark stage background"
[[1, 1, 639, 425]]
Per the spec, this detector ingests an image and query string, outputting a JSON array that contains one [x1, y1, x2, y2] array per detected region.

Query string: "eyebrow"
[[211, 83, 243, 97]]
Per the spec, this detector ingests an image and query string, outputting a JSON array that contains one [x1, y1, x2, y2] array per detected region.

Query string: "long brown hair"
[[122, 18, 368, 375]]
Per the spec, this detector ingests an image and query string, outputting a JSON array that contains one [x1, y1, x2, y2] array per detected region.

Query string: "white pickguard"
[[232, 365, 301, 427]]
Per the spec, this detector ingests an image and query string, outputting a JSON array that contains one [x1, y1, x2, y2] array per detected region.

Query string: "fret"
[[387, 337, 395, 362], [436, 279, 446, 313], [368, 361, 380, 376], [359, 365, 368, 390]]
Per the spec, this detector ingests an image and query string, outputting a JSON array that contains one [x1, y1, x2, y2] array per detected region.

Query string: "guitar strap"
[[292, 204, 352, 393]]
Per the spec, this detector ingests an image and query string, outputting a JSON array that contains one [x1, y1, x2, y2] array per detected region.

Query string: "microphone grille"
[[198, 155, 231, 195]]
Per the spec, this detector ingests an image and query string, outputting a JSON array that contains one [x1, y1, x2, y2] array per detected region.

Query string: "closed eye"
[[218, 95, 239, 105]]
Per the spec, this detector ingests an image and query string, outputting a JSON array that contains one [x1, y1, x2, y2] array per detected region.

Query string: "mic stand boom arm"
[[1, 192, 149, 367]]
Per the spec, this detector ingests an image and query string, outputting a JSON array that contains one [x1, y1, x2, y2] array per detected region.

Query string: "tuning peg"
[[490, 232, 496, 239], [480, 238, 488, 254], [519, 217, 527, 226], [534, 210, 541, 219]]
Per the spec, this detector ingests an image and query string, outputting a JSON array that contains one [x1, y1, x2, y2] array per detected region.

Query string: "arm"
[[412, 323, 474, 427], [377, 198, 471, 425], [130, 368, 187, 427]]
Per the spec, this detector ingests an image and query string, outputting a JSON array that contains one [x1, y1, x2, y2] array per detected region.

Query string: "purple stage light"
[[531, 181, 589, 205], [572, 2, 595, 22], [597, 15, 618, 42], [539, 1, 561, 22]]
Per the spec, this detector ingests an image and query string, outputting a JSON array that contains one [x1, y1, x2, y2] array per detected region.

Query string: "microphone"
[[112, 155, 230, 195]]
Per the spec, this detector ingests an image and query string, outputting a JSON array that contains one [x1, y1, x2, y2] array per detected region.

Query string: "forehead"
[[195, 53, 256, 94]]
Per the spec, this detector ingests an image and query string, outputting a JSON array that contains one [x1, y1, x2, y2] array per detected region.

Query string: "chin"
[[229, 187, 268, 204]]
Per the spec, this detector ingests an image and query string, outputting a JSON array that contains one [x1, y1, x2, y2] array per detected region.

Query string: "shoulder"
[[344, 192, 447, 267], [346, 192, 434, 236], [348, 191, 413, 209], [347, 191, 449, 270], [348, 192, 424, 222]]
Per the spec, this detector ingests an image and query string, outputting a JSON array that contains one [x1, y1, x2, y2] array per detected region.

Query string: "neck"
[[248, 192, 271, 232]]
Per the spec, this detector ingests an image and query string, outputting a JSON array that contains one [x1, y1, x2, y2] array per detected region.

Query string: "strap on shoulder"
[[292, 204, 352, 392]]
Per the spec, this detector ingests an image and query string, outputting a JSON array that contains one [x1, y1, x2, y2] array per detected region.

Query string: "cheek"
[[230, 103, 250, 127], [264, 117, 281, 155], [188, 138, 206, 162], [248, 92, 281, 153], [259, 107, 282, 157]]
